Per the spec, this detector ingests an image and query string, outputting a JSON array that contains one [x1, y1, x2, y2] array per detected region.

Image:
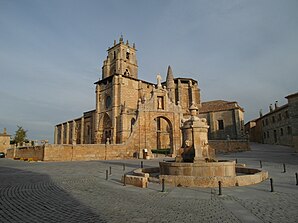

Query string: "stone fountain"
[[158, 104, 268, 187], [124, 103, 268, 188]]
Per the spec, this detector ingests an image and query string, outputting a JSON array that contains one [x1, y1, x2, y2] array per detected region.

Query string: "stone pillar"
[[54, 126, 58, 144], [66, 122, 70, 144], [60, 124, 64, 144], [95, 84, 100, 144], [72, 120, 77, 145], [192, 119, 209, 162], [80, 117, 84, 144]]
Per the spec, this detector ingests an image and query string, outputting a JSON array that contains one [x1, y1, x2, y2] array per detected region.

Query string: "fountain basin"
[[159, 160, 268, 187], [159, 160, 236, 177]]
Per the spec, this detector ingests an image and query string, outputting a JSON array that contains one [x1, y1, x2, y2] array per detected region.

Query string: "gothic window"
[[267, 131, 269, 138], [265, 119, 268, 125], [272, 116, 275, 123], [106, 96, 112, 109], [126, 48, 130, 59], [264, 132, 266, 139], [285, 111, 289, 118], [278, 113, 282, 121], [218, 120, 224, 130], [113, 51, 116, 59], [280, 128, 284, 136]]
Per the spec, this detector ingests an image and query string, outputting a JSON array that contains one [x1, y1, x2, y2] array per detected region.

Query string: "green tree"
[[14, 126, 28, 146]]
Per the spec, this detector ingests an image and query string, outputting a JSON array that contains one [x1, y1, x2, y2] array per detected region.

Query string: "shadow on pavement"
[[0, 166, 106, 223]]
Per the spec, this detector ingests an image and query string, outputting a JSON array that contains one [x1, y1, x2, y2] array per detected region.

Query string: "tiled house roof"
[[200, 100, 244, 113]]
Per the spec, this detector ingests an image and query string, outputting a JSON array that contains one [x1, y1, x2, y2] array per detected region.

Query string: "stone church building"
[[55, 37, 244, 152]]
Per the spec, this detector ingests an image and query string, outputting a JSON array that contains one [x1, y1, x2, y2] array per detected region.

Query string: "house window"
[[285, 111, 289, 118], [272, 116, 275, 123], [262, 120, 265, 126], [264, 132, 266, 139], [218, 120, 224, 130], [278, 113, 282, 121], [265, 119, 268, 125], [267, 131, 269, 138], [280, 128, 284, 136]]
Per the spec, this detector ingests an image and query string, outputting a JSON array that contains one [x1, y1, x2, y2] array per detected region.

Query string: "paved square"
[[0, 143, 298, 222]]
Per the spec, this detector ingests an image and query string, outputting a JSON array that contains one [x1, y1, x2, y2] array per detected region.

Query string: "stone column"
[[80, 117, 84, 144], [60, 124, 64, 144], [72, 120, 77, 145], [95, 84, 100, 144], [66, 122, 70, 144], [54, 126, 58, 144]]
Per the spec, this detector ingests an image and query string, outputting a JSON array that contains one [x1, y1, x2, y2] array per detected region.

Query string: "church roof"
[[94, 74, 154, 86], [200, 100, 244, 113]]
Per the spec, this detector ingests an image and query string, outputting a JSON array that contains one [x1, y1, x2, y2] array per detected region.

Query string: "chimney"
[[269, 104, 273, 112], [275, 101, 278, 110]]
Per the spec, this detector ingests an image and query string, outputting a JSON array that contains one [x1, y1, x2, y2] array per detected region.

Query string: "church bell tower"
[[102, 35, 138, 79]]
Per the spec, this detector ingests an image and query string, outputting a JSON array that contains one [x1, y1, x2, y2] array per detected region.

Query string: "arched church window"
[[106, 96, 112, 109], [113, 51, 116, 59], [126, 48, 130, 59]]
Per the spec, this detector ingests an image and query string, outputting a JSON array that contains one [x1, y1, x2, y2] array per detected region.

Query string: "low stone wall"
[[209, 140, 250, 154], [6, 148, 14, 158], [6, 146, 44, 160], [44, 144, 137, 161], [6, 143, 139, 161]]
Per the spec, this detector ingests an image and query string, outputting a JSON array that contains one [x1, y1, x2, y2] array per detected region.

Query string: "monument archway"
[[154, 116, 173, 151]]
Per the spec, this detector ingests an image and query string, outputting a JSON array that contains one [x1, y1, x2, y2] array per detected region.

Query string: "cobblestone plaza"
[[1, 143, 298, 222]]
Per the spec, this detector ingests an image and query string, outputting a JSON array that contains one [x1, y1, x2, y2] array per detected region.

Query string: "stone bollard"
[[123, 174, 126, 186], [161, 179, 165, 192], [270, 178, 274, 192], [218, 181, 222, 195]]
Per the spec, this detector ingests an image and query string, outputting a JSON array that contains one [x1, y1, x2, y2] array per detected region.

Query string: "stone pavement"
[[0, 143, 297, 222]]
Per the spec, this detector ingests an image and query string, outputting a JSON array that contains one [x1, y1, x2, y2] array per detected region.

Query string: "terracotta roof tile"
[[200, 100, 244, 113]]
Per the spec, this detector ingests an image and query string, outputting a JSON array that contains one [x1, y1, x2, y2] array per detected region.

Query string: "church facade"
[[54, 37, 244, 152]]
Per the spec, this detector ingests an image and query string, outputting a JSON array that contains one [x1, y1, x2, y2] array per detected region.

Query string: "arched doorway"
[[155, 116, 173, 151], [101, 113, 112, 144]]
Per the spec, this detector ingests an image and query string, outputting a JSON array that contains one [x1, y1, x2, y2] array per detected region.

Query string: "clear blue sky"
[[1, 0, 297, 143]]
